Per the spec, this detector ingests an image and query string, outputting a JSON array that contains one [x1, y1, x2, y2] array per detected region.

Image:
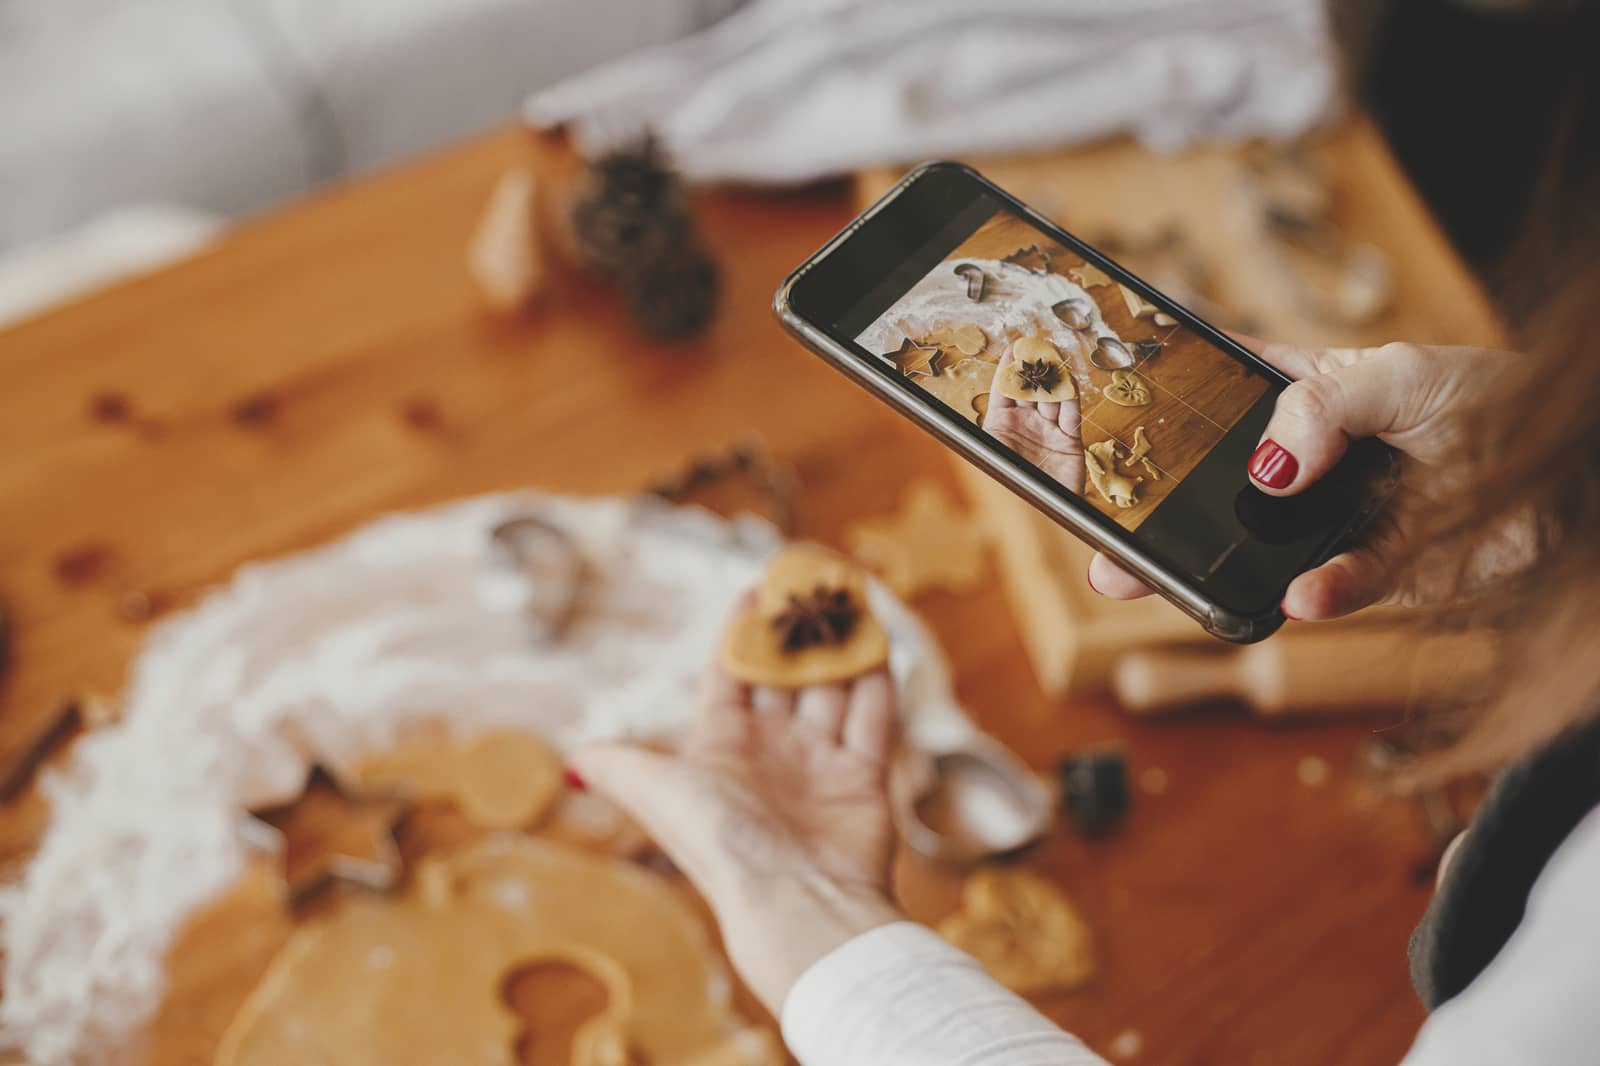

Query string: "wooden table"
[[0, 124, 1477, 1065]]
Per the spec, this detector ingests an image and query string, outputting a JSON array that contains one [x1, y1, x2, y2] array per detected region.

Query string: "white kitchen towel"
[[524, 0, 1340, 184]]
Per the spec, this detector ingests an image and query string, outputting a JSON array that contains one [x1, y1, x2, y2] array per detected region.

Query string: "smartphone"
[[774, 162, 1396, 643]]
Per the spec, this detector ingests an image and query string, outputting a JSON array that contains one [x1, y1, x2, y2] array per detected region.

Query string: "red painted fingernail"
[[1249, 439, 1298, 489], [563, 767, 587, 791]]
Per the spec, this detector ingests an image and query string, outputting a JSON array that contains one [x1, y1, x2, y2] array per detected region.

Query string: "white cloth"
[[782, 806, 1600, 1065], [524, 0, 1339, 185]]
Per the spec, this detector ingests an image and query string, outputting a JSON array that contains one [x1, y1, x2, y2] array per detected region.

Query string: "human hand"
[[982, 344, 1086, 494], [1087, 341, 1532, 620], [571, 656, 901, 1014]]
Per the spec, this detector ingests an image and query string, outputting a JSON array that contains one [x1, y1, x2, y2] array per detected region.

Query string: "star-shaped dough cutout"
[[1068, 263, 1112, 289], [249, 765, 408, 907], [888, 336, 946, 378], [847, 480, 988, 598]]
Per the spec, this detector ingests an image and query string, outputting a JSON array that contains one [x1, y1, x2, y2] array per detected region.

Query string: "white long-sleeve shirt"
[[782, 805, 1600, 1065]]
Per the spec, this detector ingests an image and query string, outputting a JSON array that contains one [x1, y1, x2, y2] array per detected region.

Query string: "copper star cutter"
[[722, 545, 1054, 862]]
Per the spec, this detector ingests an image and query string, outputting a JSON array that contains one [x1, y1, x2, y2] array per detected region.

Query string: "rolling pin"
[[1111, 628, 1496, 717]]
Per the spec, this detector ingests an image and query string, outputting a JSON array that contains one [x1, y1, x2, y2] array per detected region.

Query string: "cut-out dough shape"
[[1118, 283, 1159, 320], [352, 730, 562, 830], [1086, 440, 1141, 509], [1067, 263, 1112, 289], [216, 837, 782, 1066], [1127, 426, 1162, 480], [938, 867, 1095, 994], [996, 337, 1076, 403], [721, 545, 889, 687], [919, 357, 995, 424], [847, 480, 989, 599], [921, 324, 987, 358], [1103, 370, 1151, 407]]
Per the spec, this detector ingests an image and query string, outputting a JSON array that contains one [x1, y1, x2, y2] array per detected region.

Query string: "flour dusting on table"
[[0, 493, 971, 1063]]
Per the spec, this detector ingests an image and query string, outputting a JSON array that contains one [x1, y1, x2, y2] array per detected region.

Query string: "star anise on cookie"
[[770, 585, 861, 652], [1015, 359, 1064, 395]]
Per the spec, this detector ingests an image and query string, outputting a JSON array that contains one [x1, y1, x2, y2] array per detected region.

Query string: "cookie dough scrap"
[[922, 324, 988, 357], [1102, 369, 1151, 407], [216, 837, 782, 1066], [721, 544, 889, 687], [938, 868, 1096, 994], [919, 357, 996, 424], [847, 480, 989, 599], [1086, 440, 1142, 509], [1127, 426, 1162, 480], [1067, 262, 1112, 289], [996, 337, 1077, 403], [351, 729, 562, 830]]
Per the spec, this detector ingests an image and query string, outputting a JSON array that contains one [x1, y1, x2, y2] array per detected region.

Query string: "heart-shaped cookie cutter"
[[1089, 337, 1135, 371], [894, 738, 1055, 863]]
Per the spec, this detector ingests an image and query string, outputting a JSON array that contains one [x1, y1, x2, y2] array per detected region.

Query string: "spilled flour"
[[856, 256, 1124, 399], [0, 493, 973, 1063]]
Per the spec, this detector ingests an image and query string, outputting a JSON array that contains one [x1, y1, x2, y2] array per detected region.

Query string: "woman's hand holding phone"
[[1087, 340, 1533, 621]]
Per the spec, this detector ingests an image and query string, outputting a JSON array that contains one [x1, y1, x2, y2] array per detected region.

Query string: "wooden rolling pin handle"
[[1112, 647, 1249, 715]]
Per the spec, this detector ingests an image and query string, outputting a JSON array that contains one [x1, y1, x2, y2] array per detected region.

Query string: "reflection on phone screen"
[[853, 209, 1272, 534]]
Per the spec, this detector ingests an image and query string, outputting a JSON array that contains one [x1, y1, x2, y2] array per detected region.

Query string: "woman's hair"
[[1407, 63, 1600, 783]]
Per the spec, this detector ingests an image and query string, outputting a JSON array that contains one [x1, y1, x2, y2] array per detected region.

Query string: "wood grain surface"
[[0, 126, 1444, 1065]]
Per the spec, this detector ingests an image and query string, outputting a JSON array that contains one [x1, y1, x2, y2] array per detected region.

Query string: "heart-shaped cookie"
[[938, 868, 1095, 993], [996, 337, 1077, 403], [353, 730, 562, 830], [1103, 369, 1151, 407], [721, 545, 889, 687]]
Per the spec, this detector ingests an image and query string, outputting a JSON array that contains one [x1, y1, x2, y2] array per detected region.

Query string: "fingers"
[[794, 684, 849, 739], [1248, 344, 1426, 497], [1282, 546, 1396, 621], [571, 742, 684, 823], [751, 686, 795, 716], [1035, 400, 1060, 421], [841, 670, 895, 763], [1087, 552, 1154, 599]]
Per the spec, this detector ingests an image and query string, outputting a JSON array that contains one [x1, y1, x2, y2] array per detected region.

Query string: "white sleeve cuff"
[[781, 921, 1108, 1066]]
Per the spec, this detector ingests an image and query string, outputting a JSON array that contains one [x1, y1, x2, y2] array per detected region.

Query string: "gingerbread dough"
[[938, 867, 1095, 994], [1102, 369, 1151, 407], [216, 837, 781, 1066], [996, 337, 1077, 403], [1067, 263, 1111, 289], [721, 545, 889, 687], [921, 324, 988, 357], [918, 357, 996, 425], [847, 481, 988, 599], [1127, 426, 1162, 480], [1085, 440, 1141, 509], [352, 730, 562, 830]]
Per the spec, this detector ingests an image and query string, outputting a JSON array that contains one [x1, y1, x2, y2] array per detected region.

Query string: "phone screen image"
[[852, 209, 1273, 534]]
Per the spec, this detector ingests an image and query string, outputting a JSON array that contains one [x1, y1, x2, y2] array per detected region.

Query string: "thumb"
[[1247, 345, 1420, 496], [570, 741, 684, 816]]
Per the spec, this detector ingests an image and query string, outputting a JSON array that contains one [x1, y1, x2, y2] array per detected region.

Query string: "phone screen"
[[797, 169, 1393, 624]]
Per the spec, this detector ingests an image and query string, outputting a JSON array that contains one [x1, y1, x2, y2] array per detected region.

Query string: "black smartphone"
[[774, 162, 1396, 643]]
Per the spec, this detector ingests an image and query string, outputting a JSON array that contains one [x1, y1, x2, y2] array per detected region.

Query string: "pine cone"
[[620, 241, 720, 341], [569, 138, 690, 279]]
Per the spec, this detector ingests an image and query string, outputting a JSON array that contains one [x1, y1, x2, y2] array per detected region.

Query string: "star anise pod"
[[770, 585, 860, 652], [1015, 359, 1063, 394]]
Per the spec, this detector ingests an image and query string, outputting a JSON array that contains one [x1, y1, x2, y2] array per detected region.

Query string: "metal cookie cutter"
[[953, 263, 988, 302], [1089, 337, 1135, 371], [894, 737, 1055, 863]]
